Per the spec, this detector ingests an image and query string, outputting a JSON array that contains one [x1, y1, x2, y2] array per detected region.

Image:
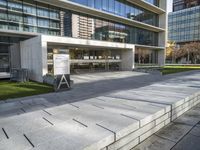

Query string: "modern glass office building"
[[168, 0, 200, 44], [173, 0, 200, 12], [0, 0, 167, 82]]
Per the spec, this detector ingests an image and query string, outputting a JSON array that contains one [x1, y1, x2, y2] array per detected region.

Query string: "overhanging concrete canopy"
[[35, 0, 165, 33], [135, 44, 165, 50], [42, 35, 135, 50], [127, 0, 165, 14], [0, 29, 38, 38]]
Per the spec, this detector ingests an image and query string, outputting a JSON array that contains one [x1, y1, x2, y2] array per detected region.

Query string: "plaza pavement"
[[0, 71, 200, 150]]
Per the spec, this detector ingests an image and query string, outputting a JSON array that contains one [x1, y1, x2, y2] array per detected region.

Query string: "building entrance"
[[47, 46, 122, 75], [69, 48, 122, 74]]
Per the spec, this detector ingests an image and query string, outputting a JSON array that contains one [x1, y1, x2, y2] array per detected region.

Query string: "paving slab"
[[26, 120, 114, 150], [0, 101, 24, 112], [20, 98, 52, 106], [0, 110, 52, 139], [71, 106, 140, 140], [128, 89, 188, 100], [0, 109, 24, 118], [173, 109, 200, 126], [132, 135, 175, 150], [79, 97, 167, 127], [0, 135, 32, 150], [148, 84, 200, 94], [45, 103, 139, 141], [0, 129, 7, 142], [1, 117, 51, 138], [22, 104, 46, 112], [108, 91, 179, 107], [0, 110, 50, 125], [44, 104, 79, 115], [171, 134, 200, 150], [155, 123, 192, 143], [189, 126, 200, 137], [143, 85, 199, 95]]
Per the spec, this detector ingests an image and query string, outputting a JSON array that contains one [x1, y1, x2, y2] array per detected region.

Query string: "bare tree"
[[178, 42, 200, 64]]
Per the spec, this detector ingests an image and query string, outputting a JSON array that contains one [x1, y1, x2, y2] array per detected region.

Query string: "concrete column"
[[158, 0, 167, 65], [41, 41, 48, 77], [158, 11, 167, 48], [121, 47, 135, 71], [158, 50, 165, 66], [159, 0, 167, 11]]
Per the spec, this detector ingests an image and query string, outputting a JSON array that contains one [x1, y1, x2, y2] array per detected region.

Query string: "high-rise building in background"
[[0, 0, 167, 82], [168, 0, 200, 44], [173, 0, 200, 11]]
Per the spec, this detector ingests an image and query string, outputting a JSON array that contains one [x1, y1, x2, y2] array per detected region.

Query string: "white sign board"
[[53, 54, 70, 75]]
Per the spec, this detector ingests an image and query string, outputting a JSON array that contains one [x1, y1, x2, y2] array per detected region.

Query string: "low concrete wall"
[[100, 92, 200, 150]]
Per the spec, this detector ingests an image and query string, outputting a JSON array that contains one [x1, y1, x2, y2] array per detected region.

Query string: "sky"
[[167, 0, 173, 13]]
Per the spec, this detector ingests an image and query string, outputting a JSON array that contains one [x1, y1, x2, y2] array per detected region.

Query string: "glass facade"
[[173, 0, 200, 12], [145, 0, 159, 6], [70, 48, 121, 73], [69, 0, 159, 27], [64, 11, 158, 46], [47, 47, 121, 74], [168, 5, 200, 43], [0, 0, 60, 35], [135, 48, 158, 66], [0, 0, 159, 46]]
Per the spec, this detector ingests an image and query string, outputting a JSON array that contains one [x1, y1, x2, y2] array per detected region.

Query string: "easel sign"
[[53, 54, 70, 91]]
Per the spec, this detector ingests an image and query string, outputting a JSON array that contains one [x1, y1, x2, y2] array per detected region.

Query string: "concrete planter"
[[43, 74, 56, 85]]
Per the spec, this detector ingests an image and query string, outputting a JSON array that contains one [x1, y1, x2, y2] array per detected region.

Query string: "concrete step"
[[0, 72, 200, 150]]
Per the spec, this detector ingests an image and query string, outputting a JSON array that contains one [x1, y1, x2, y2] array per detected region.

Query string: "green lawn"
[[0, 81, 53, 100], [161, 65, 200, 75]]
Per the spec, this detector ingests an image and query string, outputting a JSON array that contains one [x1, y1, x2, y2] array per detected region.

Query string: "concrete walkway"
[[0, 71, 164, 118], [0, 71, 200, 150]]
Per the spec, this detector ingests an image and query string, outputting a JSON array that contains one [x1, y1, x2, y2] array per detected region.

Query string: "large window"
[[145, 0, 159, 6], [69, 48, 122, 73], [0, 0, 61, 35], [23, 4, 36, 15], [23, 15, 37, 26], [0, 0, 6, 8], [69, 0, 159, 27], [64, 12, 158, 46], [8, 1, 22, 11], [135, 48, 158, 65]]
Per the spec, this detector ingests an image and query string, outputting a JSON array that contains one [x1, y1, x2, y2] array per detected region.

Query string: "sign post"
[[53, 54, 70, 91]]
